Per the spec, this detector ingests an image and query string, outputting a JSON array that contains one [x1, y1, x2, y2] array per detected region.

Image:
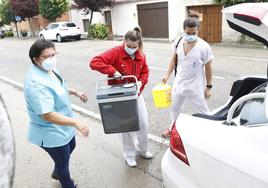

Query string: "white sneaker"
[[124, 156, 137, 167], [137, 151, 153, 159]]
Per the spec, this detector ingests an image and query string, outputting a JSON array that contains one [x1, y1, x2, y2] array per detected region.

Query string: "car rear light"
[[170, 122, 190, 165]]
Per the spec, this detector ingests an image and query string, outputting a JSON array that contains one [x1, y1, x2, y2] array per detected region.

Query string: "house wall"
[[169, 0, 186, 40], [70, 9, 105, 33]]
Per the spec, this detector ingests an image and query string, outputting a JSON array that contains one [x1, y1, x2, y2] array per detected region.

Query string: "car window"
[[50, 24, 59, 29], [240, 98, 268, 126], [46, 24, 52, 30], [63, 23, 76, 27]]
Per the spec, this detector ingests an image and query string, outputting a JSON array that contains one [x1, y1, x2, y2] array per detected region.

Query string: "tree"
[[10, 0, 39, 36], [74, 0, 114, 25], [0, 0, 19, 36], [39, 0, 69, 22], [0, 0, 14, 25]]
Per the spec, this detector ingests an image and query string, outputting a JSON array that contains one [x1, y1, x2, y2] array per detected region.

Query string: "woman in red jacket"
[[90, 27, 152, 167]]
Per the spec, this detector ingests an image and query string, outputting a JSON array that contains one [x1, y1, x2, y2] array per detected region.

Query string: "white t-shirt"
[[172, 36, 214, 96]]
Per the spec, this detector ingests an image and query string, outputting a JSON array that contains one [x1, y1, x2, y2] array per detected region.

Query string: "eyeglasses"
[[40, 52, 59, 59]]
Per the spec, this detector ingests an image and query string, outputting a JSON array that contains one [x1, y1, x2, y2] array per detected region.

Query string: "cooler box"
[[96, 76, 140, 134]]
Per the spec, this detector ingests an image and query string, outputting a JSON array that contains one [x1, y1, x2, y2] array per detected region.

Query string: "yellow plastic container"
[[152, 83, 172, 108]]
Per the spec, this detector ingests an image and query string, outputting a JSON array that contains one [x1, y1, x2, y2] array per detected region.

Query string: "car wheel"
[[0, 94, 15, 188], [56, 34, 62, 42], [75, 36, 81, 41], [39, 34, 45, 40]]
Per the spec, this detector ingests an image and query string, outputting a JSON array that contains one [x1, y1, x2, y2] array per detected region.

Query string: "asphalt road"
[[0, 38, 267, 137]]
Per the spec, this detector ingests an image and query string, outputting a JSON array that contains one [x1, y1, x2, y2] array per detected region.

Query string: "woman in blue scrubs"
[[24, 39, 89, 188]]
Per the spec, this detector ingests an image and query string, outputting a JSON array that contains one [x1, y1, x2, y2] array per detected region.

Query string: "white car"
[[0, 94, 15, 188], [39, 22, 81, 42], [161, 3, 268, 188]]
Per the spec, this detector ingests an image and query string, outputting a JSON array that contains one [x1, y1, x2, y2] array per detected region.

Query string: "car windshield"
[[63, 23, 76, 27]]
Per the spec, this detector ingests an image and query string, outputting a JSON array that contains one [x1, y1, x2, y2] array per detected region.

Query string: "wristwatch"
[[206, 84, 212, 89]]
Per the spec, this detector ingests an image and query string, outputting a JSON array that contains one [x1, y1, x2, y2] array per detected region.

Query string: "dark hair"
[[124, 27, 143, 51], [29, 39, 55, 64], [183, 10, 200, 29]]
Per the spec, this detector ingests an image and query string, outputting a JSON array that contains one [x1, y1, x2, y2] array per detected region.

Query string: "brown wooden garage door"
[[137, 2, 169, 38], [187, 5, 222, 43]]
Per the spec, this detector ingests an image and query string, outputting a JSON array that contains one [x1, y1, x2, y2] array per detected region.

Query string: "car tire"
[[75, 36, 81, 41], [0, 94, 15, 188], [56, 34, 62, 43], [39, 34, 45, 40]]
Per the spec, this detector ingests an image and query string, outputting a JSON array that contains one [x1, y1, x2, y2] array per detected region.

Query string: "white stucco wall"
[[70, 9, 105, 33], [186, 0, 214, 6], [169, 0, 186, 41]]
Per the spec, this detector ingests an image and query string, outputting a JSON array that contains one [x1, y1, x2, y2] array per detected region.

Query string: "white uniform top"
[[172, 36, 214, 96]]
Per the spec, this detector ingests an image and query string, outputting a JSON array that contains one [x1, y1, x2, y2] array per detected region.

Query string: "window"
[[63, 23, 76, 27], [240, 98, 268, 126], [50, 24, 59, 29]]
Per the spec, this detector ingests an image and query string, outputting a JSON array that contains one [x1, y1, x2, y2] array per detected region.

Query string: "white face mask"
[[125, 46, 138, 56], [185, 34, 197, 43], [41, 56, 57, 71]]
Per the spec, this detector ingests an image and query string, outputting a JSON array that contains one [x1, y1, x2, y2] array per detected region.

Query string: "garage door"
[[137, 2, 169, 38]]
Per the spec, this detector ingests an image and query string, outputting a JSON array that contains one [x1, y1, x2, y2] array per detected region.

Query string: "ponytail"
[[183, 10, 200, 29]]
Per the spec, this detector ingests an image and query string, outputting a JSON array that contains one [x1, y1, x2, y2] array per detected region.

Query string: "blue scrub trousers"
[[41, 136, 76, 188]]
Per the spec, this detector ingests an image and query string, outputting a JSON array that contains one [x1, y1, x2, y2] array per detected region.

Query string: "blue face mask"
[[42, 56, 57, 71], [185, 34, 197, 43], [125, 46, 138, 56]]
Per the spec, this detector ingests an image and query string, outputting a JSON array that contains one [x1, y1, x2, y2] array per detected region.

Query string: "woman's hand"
[[68, 88, 88, 103], [76, 92, 88, 103], [74, 121, 89, 137], [204, 88, 212, 100], [162, 75, 169, 84]]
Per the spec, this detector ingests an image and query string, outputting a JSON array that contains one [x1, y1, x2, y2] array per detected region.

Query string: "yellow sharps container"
[[152, 83, 172, 108]]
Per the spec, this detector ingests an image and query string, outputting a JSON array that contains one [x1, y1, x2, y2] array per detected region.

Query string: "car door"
[[48, 24, 59, 40], [42, 24, 53, 40], [182, 90, 268, 188]]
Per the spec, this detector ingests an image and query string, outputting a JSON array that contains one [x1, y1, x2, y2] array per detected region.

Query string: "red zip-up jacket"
[[89, 45, 149, 93]]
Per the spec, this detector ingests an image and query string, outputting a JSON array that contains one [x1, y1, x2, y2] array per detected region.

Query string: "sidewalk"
[[0, 81, 164, 188]]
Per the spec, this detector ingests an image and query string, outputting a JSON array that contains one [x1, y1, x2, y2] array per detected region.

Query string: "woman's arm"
[[42, 112, 89, 137], [68, 87, 88, 102]]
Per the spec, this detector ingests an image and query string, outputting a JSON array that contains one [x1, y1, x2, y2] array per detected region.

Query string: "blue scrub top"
[[24, 64, 75, 148]]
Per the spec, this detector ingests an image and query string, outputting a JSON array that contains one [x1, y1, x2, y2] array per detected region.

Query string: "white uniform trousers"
[[171, 93, 209, 123], [121, 95, 148, 157]]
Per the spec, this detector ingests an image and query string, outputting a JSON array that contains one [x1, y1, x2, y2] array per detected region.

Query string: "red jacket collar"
[[119, 44, 143, 61]]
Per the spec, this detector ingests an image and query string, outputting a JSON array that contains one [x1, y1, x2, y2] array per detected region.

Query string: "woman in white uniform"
[[162, 12, 214, 137]]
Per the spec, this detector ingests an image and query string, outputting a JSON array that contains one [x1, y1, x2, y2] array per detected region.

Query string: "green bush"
[[4, 31, 14, 37], [88, 23, 109, 39]]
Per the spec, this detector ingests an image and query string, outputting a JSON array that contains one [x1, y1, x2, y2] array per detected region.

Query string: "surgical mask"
[[125, 46, 138, 56], [185, 34, 197, 43], [41, 56, 57, 71]]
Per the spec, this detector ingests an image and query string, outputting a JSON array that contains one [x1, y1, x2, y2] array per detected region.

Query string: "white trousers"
[[121, 95, 148, 157], [171, 92, 209, 123]]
